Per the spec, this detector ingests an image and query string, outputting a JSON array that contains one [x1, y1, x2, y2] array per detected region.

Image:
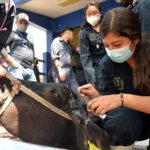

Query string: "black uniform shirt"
[[79, 26, 106, 84], [98, 55, 142, 96]]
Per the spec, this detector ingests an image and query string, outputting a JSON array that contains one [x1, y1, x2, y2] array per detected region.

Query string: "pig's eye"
[[50, 90, 61, 100]]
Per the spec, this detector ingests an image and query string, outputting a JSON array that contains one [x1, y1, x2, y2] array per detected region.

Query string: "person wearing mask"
[[78, 0, 106, 90], [78, 8, 150, 150], [1, 13, 36, 81], [116, 0, 150, 34], [51, 26, 79, 94]]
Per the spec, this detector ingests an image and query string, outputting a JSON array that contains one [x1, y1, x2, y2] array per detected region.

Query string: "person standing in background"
[[51, 26, 79, 94], [1, 13, 36, 81], [116, 0, 150, 34], [79, 0, 106, 90]]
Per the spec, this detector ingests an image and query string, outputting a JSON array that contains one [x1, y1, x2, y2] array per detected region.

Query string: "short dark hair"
[[60, 26, 73, 35], [100, 7, 141, 40]]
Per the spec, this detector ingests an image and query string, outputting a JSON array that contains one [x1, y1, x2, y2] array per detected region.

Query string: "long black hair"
[[81, 0, 102, 29]]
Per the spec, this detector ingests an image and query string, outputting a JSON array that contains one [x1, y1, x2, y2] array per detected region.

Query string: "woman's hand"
[[87, 94, 122, 115], [78, 84, 100, 99]]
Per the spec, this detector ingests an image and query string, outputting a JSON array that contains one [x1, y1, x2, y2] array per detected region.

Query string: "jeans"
[[8, 64, 37, 81], [102, 107, 150, 146]]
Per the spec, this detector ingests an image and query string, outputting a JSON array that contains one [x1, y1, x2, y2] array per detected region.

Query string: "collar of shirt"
[[59, 37, 63, 42]]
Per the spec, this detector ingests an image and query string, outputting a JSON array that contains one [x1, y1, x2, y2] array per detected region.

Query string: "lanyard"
[[17, 30, 25, 40], [17, 30, 28, 45]]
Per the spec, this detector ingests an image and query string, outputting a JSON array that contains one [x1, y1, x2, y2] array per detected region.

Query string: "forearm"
[[124, 94, 150, 114], [5, 55, 15, 65], [54, 58, 62, 72]]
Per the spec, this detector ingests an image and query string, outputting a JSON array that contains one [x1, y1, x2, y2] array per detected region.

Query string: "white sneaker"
[[111, 144, 134, 150]]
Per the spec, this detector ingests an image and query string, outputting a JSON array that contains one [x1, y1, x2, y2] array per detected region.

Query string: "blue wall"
[[54, 0, 120, 33], [14, 0, 31, 7], [16, 8, 54, 31]]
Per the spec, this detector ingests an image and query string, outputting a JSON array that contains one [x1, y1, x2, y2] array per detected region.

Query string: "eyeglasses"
[[86, 11, 100, 17]]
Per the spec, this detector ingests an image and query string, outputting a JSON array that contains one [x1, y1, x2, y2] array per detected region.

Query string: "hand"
[[87, 94, 122, 115], [78, 84, 100, 99], [0, 65, 6, 77], [76, 47, 80, 53], [11, 60, 20, 68], [58, 68, 66, 81]]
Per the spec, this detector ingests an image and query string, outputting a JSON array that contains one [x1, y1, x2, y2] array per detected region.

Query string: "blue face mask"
[[105, 41, 135, 63]]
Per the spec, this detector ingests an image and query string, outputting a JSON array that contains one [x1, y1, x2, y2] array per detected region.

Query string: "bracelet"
[[120, 93, 124, 107]]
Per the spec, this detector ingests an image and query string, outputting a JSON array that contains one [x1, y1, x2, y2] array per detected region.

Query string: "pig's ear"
[[75, 123, 89, 150], [85, 121, 111, 150]]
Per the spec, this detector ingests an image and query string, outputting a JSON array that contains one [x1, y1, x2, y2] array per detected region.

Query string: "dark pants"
[[102, 107, 150, 146]]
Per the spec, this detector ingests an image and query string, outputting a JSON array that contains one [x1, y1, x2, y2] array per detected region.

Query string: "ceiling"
[[19, 0, 106, 18]]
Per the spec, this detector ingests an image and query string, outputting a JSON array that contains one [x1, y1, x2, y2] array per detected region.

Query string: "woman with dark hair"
[[78, 7, 150, 150], [78, 0, 106, 90]]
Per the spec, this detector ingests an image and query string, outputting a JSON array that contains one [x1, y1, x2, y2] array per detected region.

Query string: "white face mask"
[[17, 24, 28, 32], [87, 15, 101, 26], [105, 41, 136, 63]]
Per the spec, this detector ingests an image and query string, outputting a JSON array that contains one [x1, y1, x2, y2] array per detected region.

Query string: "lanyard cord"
[[17, 30, 25, 40]]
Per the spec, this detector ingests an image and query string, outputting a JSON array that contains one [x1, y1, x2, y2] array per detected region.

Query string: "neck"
[[61, 35, 68, 43], [126, 56, 135, 69], [93, 23, 100, 32]]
